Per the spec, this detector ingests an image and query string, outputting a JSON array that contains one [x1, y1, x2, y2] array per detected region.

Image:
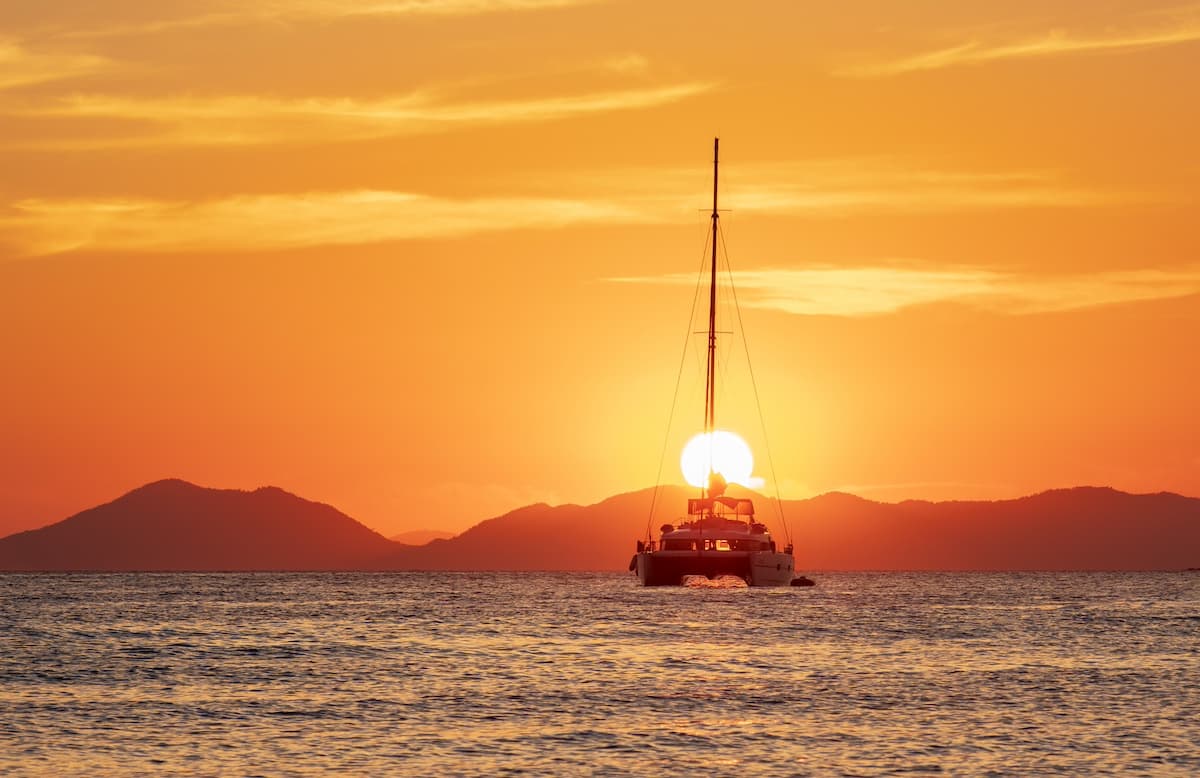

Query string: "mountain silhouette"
[[0, 479, 397, 571], [786, 486, 1200, 570], [1, 480, 1197, 571], [384, 492, 661, 571], [382, 485, 1200, 571]]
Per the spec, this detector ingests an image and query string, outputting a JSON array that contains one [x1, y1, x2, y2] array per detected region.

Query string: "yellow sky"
[[1, 0, 1198, 536]]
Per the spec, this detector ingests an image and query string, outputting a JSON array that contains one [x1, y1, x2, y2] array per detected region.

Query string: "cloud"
[[612, 265, 1200, 316], [0, 157, 1134, 257], [1, 190, 653, 255], [53, 0, 597, 39], [840, 15, 1200, 76], [0, 157, 1125, 256], [552, 162, 1135, 216], [0, 39, 110, 91], [0, 151, 1137, 257], [282, 0, 594, 18], [600, 53, 650, 74], [10, 81, 713, 149], [721, 168, 1123, 213]]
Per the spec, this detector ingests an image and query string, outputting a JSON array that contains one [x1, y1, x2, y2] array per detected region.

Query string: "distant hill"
[[382, 485, 1200, 571], [390, 529, 456, 546], [0, 479, 397, 571], [385, 494, 648, 572], [786, 487, 1200, 571], [1, 480, 1197, 571]]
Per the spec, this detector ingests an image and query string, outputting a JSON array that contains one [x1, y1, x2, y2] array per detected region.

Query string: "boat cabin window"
[[663, 538, 770, 552]]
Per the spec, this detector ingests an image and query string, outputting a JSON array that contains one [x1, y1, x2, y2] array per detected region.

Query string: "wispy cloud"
[[282, 0, 594, 18], [0, 156, 1130, 256], [1, 190, 653, 255], [560, 162, 1135, 216], [9, 81, 713, 149], [841, 14, 1200, 76], [599, 53, 650, 74], [54, 0, 597, 39], [0, 158, 1134, 257], [0, 39, 110, 91], [612, 265, 1200, 316], [722, 168, 1123, 213]]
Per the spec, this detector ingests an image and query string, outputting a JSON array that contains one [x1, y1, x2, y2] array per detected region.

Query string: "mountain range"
[[0, 479, 1197, 571]]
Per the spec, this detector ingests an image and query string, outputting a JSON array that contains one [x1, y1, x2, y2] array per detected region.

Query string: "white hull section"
[[635, 550, 795, 587], [749, 551, 794, 586]]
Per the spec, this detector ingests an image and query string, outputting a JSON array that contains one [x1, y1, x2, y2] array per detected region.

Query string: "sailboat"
[[633, 138, 797, 587]]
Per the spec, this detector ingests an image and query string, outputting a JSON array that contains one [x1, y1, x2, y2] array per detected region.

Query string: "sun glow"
[[680, 430, 762, 489]]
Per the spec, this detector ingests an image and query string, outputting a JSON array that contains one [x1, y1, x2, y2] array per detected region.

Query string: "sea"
[[1, 572, 1197, 777]]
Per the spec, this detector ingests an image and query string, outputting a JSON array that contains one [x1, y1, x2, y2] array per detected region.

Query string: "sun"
[[680, 430, 762, 489]]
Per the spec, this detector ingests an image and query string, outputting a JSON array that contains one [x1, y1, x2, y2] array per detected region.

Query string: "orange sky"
[[2, 0, 1198, 538]]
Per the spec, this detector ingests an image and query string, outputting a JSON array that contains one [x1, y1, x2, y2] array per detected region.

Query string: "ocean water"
[[2, 572, 1198, 777]]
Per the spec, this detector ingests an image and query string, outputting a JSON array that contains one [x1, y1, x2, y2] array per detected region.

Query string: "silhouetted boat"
[[633, 139, 797, 587]]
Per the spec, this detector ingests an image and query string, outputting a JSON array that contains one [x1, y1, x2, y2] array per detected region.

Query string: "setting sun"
[[679, 430, 762, 490]]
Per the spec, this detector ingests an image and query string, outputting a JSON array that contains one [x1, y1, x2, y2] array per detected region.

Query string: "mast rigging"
[[704, 138, 719, 496]]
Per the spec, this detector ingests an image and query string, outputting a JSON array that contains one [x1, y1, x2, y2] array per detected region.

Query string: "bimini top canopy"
[[688, 497, 754, 516]]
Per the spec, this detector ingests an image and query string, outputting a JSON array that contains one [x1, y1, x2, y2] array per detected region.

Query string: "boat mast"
[[704, 137, 719, 497]]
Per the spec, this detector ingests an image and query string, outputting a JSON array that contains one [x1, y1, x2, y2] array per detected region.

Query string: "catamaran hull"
[[636, 551, 794, 587]]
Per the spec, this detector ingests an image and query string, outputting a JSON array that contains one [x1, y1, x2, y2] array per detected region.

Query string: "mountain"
[[382, 485, 1200, 571], [1, 481, 1197, 571], [786, 487, 1200, 570], [384, 494, 653, 571], [0, 479, 397, 571], [390, 529, 456, 545]]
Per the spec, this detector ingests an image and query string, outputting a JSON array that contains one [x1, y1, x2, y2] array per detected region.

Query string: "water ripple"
[[1, 572, 1197, 776]]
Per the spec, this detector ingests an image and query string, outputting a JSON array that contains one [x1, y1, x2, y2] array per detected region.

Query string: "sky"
[[1, 0, 1198, 538]]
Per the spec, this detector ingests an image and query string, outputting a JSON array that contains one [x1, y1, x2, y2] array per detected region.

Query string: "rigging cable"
[[645, 227, 711, 542], [717, 220, 793, 548]]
